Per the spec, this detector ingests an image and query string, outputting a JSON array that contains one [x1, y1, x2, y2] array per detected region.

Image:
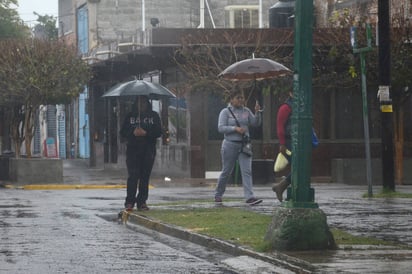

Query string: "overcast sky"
[[15, 0, 58, 26]]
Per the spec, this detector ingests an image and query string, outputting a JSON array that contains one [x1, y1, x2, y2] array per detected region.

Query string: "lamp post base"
[[265, 207, 336, 251]]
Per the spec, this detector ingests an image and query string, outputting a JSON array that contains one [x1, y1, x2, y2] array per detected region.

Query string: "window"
[[225, 5, 259, 28]]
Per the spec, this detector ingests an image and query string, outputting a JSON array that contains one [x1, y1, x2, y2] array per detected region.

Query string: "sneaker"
[[125, 204, 134, 212], [138, 203, 149, 211], [246, 198, 263, 206], [214, 197, 223, 204]]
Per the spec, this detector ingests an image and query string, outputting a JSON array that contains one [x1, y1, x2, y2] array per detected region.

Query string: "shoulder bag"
[[227, 107, 252, 157]]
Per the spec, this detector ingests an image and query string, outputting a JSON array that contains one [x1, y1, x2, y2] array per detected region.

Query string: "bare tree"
[[173, 29, 294, 102]]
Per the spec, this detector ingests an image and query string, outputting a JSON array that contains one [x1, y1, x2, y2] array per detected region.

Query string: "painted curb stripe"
[[4, 184, 155, 190]]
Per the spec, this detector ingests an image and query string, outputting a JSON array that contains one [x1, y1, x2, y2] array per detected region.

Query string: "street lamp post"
[[283, 0, 317, 209], [264, 0, 335, 251]]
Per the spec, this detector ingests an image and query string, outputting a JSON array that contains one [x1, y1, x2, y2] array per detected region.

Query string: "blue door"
[[77, 5, 90, 158], [79, 88, 90, 158]]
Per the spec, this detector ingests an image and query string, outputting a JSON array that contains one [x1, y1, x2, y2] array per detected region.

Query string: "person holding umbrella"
[[120, 95, 162, 211], [215, 89, 263, 205]]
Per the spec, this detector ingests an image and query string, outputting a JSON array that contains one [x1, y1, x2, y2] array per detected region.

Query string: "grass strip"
[[142, 207, 270, 251], [139, 205, 404, 252], [362, 190, 412, 198], [331, 228, 397, 246]]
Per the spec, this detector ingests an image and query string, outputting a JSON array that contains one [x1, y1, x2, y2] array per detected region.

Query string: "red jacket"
[[276, 102, 292, 145]]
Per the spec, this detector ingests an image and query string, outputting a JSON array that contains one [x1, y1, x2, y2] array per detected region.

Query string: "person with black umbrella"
[[120, 95, 162, 211]]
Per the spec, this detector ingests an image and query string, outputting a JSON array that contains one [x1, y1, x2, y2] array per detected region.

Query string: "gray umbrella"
[[218, 57, 292, 81], [102, 80, 176, 99]]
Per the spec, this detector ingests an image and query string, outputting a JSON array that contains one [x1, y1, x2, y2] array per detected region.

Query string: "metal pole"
[[204, 0, 216, 28], [284, 0, 317, 208], [360, 52, 373, 197], [199, 0, 205, 28], [142, 0, 145, 31], [234, 160, 240, 185], [352, 25, 374, 197]]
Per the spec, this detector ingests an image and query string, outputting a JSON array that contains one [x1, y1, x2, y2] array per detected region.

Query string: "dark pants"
[[125, 143, 156, 208], [285, 138, 292, 183]]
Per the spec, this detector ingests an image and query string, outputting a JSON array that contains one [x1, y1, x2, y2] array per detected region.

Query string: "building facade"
[[57, 0, 412, 183]]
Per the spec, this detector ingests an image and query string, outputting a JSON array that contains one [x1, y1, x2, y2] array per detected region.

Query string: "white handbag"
[[274, 150, 291, 172]]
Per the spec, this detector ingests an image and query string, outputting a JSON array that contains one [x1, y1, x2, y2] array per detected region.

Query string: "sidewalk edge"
[[125, 211, 316, 273]]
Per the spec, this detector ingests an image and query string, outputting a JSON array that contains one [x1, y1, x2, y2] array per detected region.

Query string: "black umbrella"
[[218, 57, 292, 81], [102, 80, 176, 99]]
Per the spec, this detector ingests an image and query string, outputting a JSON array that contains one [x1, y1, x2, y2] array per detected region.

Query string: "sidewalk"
[[16, 159, 412, 273]]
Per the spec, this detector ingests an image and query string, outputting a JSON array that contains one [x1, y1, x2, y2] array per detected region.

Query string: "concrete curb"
[[124, 210, 316, 273]]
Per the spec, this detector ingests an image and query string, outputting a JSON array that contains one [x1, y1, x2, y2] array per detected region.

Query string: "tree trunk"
[[13, 141, 21, 158], [394, 107, 404, 185], [10, 106, 24, 158], [24, 106, 34, 158], [11, 122, 21, 158]]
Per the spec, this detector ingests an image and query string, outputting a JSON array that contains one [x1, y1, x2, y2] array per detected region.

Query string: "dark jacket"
[[120, 110, 162, 146]]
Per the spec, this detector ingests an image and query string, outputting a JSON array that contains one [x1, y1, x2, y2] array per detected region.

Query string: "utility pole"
[[377, 0, 395, 191]]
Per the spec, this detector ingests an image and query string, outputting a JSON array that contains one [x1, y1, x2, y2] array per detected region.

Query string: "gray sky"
[[15, 0, 58, 26]]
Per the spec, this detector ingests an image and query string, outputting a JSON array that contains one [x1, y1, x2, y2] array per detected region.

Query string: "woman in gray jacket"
[[215, 89, 263, 205]]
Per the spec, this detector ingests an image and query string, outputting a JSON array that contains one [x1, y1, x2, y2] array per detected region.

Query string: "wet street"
[[1, 181, 412, 273], [0, 188, 237, 274]]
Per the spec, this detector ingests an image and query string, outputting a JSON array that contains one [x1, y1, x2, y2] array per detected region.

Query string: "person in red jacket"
[[272, 91, 293, 202]]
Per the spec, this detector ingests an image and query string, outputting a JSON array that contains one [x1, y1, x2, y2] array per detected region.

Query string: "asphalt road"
[[0, 188, 240, 274], [2, 177, 412, 274]]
